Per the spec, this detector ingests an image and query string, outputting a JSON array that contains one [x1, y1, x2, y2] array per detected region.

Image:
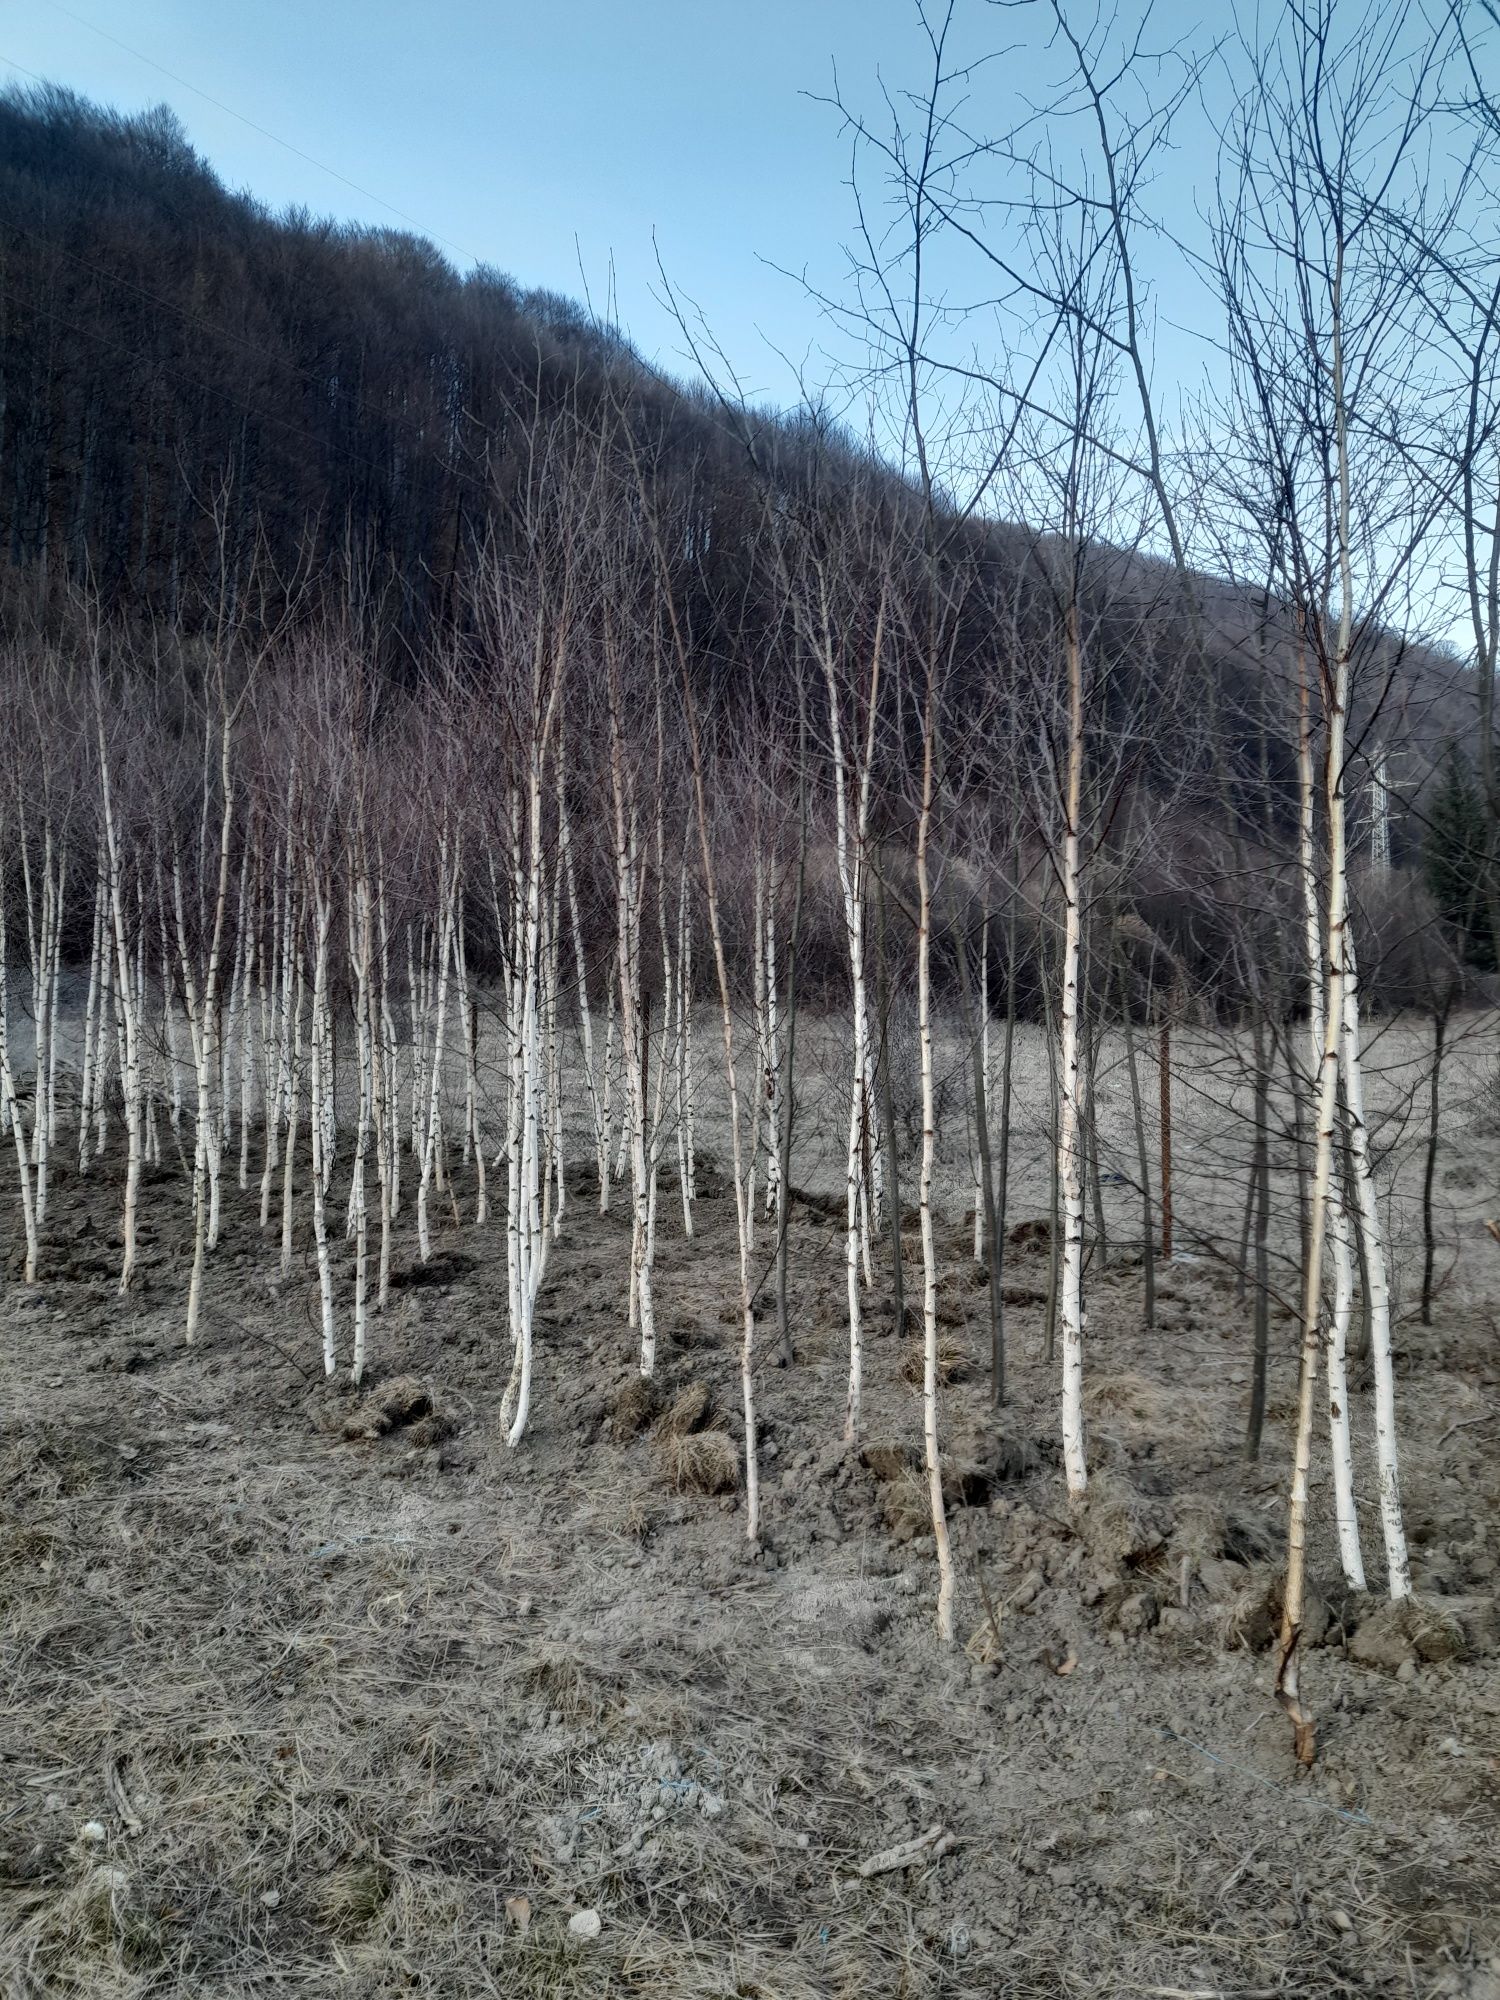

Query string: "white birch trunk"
[[1339, 923, 1409, 1596], [0, 878, 39, 1282], [308, 886, 336, 1375], [1058, 607, 1089, 1499], [417, 844, 458, 1263], [1297, 655, 1366, 1593], [917, 687, 955, 1640]]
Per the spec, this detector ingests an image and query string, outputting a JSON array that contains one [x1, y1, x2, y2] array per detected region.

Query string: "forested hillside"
[[0, 84, 777, 647], [0, 78, 1483, 1017], [0, 84, 1463, 762]]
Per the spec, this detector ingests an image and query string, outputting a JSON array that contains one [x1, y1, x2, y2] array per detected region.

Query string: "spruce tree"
[[1424, 749, 1495, 967]]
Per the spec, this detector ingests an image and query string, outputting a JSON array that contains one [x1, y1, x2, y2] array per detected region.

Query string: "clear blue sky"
[[2, 0, 1221, 414], [3, 0, 926, 405]]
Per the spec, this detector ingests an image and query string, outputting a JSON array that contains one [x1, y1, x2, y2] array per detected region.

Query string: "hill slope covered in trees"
[[0, 79, 1477, 992]]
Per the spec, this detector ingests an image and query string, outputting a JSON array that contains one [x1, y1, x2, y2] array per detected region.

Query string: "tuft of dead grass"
[[1070, 1469, 1169, 1568], [521, 1644, 607, 1722], [608, 1375, 659, 1440], [317, 1856, 392, 1934], [1085, 1371, 1188, 1429], [341, 1374, 437, 1441], [1215, 1564, 1333, 1652], [656, 1429, 739, 1495], [657, 1381, 714, 1438], [878, 1467, 933, 1543], [900, 1334, 970, 1386], [861, 1439, 915, 1483]]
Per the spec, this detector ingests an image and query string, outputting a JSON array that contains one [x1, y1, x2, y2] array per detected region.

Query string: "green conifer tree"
[[1424, 748, 1495, 968]]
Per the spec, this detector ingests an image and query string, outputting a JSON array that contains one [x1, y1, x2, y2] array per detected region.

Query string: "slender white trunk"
[[504, 749, 551, 1448], [1339, 923, 1409, 1596], [750, 851, 769, 1239], [377, 862, 400, 1222], [308, 886, 336, 1375], [78, 862, 106, 1174], [95, 704, 142, 1293], [764, 882, 782, 1228], [675, 861, 695, 1234], [818, 601, 884, 1438], [1297, 654, 1366, 1592], [456, 913, 489, 1226], [916, 685, 955, 1640], [280, 941, 304, 1281], [682, 734, 761, 1547], [559, 764, 610, 1212], [238, 871, 258, 1193], [42, 838, 64, 1186], [1279, 262, 1365, 1763], [1058, 606, 1089, 1499], [95, 932, 113, 1157], [417, 843, 458, 1263], [0, 879, 39, 1282], [975, 915, 989, 1263], [347, 854, 374, 1380], [608, 716, 655, 1373], [259, 842, 285, 1228], [545, 862, 564, 1238]]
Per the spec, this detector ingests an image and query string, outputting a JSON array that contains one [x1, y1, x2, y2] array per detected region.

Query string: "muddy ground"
[[3, 1016, 1500, 1998]]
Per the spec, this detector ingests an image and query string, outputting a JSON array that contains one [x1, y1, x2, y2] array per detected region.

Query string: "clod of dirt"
[[658, 1382, 714, 1437], [1217, 1565, 1333, 1652], [1070, 1471, 1169, 1568], [608, 1376, 659, 1441], [657, 1431, 739, 1495], [878, 1469, 932, 1543], [901, 1334, 970, 1386], [1166, 1495, 1229, 1562], [404, 1411, 455, 1449], [942, 1427, 1040, 1508], [862, 1440, 916, 1484], [1348, 1594, 1489, 1673], [386, 1251, 477, 1291], [1006, 1218, 1052, 1250], [1195, 1555, 1251, 1602], [1166, 1494, 1275, 1602], [341, 1375, 436, 1441], [375, 1376, 431, 1424], [1103, 1587, 1160, 1637]]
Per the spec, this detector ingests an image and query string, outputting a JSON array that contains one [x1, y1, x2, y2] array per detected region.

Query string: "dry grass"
[[655, 1429, 739, 1494], [608, 1376, 658, 1440], [900, 1333, 970, 1386], [878, 1467, 933, 1543], [657, 1381, 714, 1438], [1212, 1563, 1338, 1652], [4, 1017, 1500, 1999], [1070, 1469, 1169, 1568], [1085, 1370, 1192, 1429], [1166, 1492, 1229, 1562]]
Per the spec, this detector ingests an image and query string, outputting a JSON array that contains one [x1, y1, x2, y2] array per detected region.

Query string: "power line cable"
[[32, 0, 484, 269]]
